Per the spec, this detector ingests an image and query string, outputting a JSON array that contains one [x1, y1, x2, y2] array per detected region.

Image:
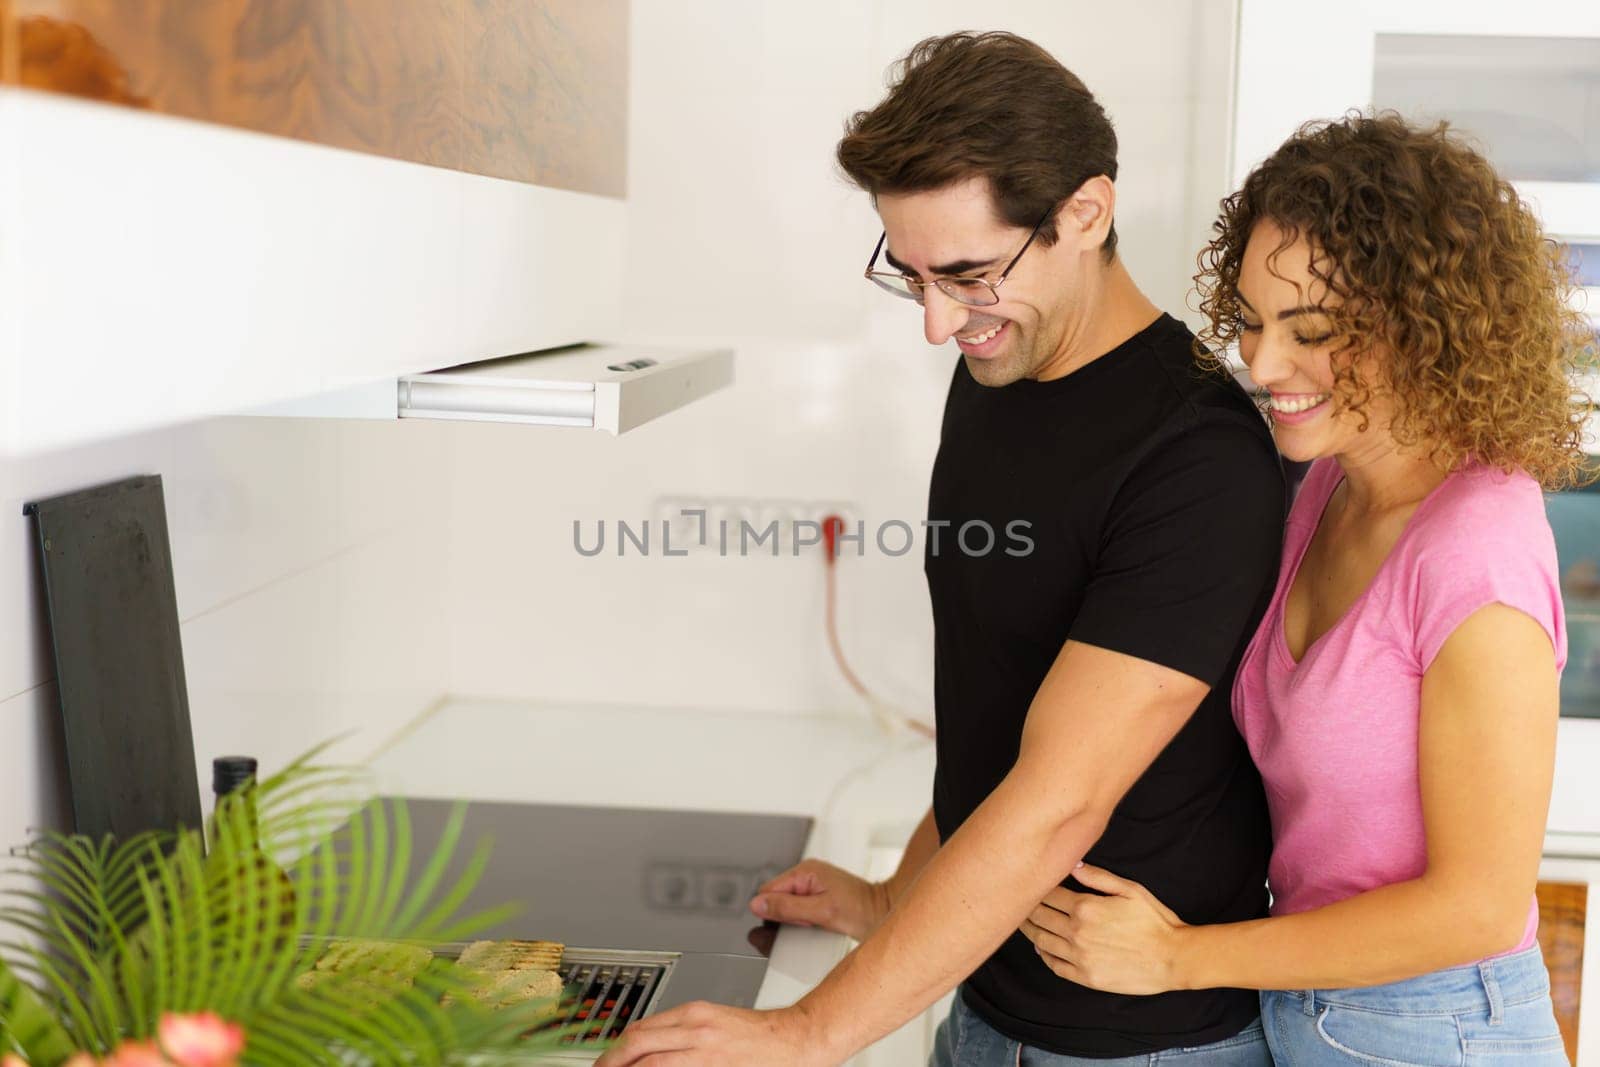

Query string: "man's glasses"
[[864, 206, 1054, 307]]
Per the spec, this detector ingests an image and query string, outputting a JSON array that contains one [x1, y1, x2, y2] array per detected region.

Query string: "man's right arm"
[[750, 805, 940, 941]]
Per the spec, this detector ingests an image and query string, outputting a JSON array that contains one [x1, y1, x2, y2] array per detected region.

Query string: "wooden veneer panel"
[[1, 0, 16, 87], [462, 0, 626, 197], [9, 0, 625, 197], [1536, 879, 1585, 1066]]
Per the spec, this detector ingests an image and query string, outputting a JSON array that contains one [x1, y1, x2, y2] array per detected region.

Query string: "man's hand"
[[749, 859, 891, 941], [592, 1002, 839, 1067]]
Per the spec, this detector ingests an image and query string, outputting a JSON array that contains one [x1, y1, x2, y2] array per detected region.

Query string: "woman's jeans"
[[1259, 945, 1568, 1065], [928, 992, 1271, 1065]]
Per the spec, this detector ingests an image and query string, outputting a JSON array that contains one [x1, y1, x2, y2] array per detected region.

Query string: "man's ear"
[[1058, 175, 1115, 253]]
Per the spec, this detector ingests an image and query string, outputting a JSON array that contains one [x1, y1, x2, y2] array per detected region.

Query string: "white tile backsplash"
[[333, 417, 457, 548], [166, 417, 344, 621], [440, 334, 950, 715], [0, 684, 72, 852], [181, 541, 347, 783], [0, 415, 452, 848], [327, 521, 452, 754]]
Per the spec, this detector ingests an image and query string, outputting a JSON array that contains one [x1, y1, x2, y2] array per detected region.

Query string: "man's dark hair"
[[837, 31, 1119, 261]]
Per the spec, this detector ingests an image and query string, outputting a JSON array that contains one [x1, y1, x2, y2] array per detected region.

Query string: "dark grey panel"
[[24, 475, 202, 841]]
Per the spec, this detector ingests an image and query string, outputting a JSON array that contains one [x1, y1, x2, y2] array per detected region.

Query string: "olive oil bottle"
[[209, 756, 297, 942]]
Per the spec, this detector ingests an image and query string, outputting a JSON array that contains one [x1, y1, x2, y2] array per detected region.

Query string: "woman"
[[1021, 113, 1591, 1064]]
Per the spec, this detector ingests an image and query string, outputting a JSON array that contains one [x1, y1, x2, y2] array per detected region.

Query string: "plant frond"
[[0, 954, 77, 1066]]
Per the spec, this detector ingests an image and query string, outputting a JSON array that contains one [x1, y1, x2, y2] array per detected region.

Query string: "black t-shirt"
[[925, 313, 1284, 1057]]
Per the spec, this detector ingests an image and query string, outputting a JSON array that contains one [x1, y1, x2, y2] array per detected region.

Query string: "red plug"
[[821, 513, 845, 562]]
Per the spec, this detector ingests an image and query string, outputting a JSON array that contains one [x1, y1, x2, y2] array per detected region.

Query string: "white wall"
[[440, 0, 1240, 716], [0, 417, 455, 851]]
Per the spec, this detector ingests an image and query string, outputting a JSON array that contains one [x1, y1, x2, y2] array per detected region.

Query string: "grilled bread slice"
[[454, 939, 564, 974], [453, 939, 567, 1019], [294, 939, 435, 1007]]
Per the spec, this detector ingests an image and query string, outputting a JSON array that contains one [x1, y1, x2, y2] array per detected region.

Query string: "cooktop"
[[398, 799, 811, 953], [395, 798, 814, 1011]]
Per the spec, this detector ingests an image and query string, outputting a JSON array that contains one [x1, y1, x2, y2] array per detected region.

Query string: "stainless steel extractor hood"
[[398, 344, 732, 434], [246, 343, 734, 435]]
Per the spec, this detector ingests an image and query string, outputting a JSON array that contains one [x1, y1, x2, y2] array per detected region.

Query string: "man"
[[598, 32, 1283, 1066]]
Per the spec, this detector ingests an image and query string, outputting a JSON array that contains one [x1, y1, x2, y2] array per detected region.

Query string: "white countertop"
[[367, 698, 936, 1011]]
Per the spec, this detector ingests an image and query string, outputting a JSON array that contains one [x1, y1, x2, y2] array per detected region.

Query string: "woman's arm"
[[1027, 602, 1558, 993]]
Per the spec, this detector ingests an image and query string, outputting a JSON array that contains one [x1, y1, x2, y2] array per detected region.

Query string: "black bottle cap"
[[212, 755, 259, 797]]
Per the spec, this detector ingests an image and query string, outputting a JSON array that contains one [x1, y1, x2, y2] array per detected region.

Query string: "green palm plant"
[[0, 744, 588, 1065]]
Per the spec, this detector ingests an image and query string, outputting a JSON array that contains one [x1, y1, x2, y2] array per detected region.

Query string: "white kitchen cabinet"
[[0, 90, 625, 456]]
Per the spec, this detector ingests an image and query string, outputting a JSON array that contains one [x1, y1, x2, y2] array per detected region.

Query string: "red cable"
[[822, 515, 935, 739]]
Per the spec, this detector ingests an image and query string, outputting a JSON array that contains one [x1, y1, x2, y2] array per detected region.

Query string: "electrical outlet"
[[651, 496, 858, 555]]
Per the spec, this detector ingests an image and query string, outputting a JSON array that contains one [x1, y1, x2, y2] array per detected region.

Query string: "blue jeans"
[[929, 991, 1271, 1065], [1260, 945, 1568, 1065]]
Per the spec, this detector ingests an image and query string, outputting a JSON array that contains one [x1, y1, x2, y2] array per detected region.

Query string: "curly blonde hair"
[[1195, 112, 1594, 489]]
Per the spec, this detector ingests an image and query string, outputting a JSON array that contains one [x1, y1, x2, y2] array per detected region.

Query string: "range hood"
[[249, 343, 733, 435]]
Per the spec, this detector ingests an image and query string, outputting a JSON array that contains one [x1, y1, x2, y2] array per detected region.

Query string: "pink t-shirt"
[[1233, 458, 1566, 956]]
